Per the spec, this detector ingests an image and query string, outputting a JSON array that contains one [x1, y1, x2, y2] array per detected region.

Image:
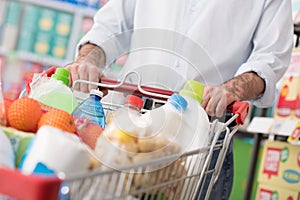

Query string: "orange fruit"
[[8, 97, 42, 132], [38, 109, 76, 133], [77, 122, 104, 149], [0, 99, 13, 126]]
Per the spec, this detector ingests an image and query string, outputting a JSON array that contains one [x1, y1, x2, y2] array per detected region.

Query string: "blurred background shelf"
[[19, 0, 98, 17], [0, 0, 106, 99]]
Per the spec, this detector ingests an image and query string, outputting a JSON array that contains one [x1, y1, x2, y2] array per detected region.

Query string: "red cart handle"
[[100, 78, 175, 101], [101, 78, 249, 125], [227, 102, 249, 125], [0, 167, 62, 200]]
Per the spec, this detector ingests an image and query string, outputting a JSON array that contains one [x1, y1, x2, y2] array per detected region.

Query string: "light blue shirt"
[[78, 0, 294, 107]]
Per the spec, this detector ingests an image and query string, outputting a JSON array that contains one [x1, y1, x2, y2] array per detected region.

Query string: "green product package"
[[34, 31, 53, 55], [1, 126, 35, 168], [20, 4, 40, 31], [38, 8, 57, 32], [17, 31, 36, 52], [5, 1, 21, 25], [51, 35, 69, 59], [55, 12, 73, 37]]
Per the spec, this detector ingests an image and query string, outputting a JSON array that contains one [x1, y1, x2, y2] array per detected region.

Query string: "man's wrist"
[[224, 71, 265, 101]]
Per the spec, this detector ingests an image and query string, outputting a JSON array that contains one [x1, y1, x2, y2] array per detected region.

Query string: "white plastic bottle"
[[179, 80, 210, 151], [142, 93, 187, 138]]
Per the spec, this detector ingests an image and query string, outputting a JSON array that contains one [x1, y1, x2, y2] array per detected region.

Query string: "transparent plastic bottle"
[[72, 89, 106, 128], [109, 95, 145, 135], [29, 68, 78, 114], [94, 95, 145, 166]]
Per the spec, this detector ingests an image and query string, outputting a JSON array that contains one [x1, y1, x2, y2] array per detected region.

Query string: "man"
[[66, 0, 293, 199]]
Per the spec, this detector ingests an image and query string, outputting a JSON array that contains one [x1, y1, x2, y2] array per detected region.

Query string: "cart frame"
[[0, 70, 249, 200]]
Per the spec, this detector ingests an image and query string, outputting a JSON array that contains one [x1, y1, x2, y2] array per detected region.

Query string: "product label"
[[263, 147, 281, 179], [283, 169, 300, 184], [9, 136, 20, 154], [281, 147, 289, 163], [298, 152, 300, 167], [259, 189, 273, 200]]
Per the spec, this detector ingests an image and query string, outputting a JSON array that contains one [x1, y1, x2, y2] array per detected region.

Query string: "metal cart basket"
[[0, 71, 249, 200]]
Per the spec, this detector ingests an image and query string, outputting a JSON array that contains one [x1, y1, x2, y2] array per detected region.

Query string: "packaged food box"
[[55, 12, 73, 37], [275, 49, 300, 119], [258, 140, 300, 191], [38, 8, 56, 32], [256, 183, 300, 200]]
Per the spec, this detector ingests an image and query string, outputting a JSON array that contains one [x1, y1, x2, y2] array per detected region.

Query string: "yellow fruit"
[[113, 129, 134, 143]]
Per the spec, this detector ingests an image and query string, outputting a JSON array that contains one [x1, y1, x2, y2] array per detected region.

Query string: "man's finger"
[[215, 97, 227, 118], [88, 71, 100, 91], [78, 65, 89, 92], [201, 87, 211, 109], [68, 65, 80, 90]]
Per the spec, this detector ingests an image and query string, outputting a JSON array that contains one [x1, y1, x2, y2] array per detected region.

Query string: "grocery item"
[[55, 12, 73, 37], [72, 89, 106, 128], [17, 4, 39, 53], [0, 1, 21, 51], [21, 125, 92, 175], [38, 109, 76, 133], [0, 82, 8, 126], [29, 68, 78, 114], [0, 129, 14, 168], [94, 94, 185, 169], [1, 126, 35, 168], [109, 94, 146, 133], [51, 35, 68, 58], [179, 80, 210, 150], [7, 97, 42, 132], [178, 80, 210, 199], [76, 121, 104, 150], [275, 49, 300, 119], [258, 140, 300, 191], [147, 93, 188, 136], [34, 31, 52, 55]]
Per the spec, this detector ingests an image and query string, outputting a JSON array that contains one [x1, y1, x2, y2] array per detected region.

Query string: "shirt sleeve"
[[235, 0, 294, 107], [76, 0, 136, 66]]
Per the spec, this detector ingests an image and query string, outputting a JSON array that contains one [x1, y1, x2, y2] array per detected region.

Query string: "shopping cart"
[[0, 70, 249, 200]]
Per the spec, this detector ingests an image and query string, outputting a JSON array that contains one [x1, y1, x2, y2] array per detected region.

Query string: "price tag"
[[247, 117, 274, 134], [271, 119, 299, 136]]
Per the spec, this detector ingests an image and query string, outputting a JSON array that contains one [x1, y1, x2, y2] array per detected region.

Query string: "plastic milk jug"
[[141, 93, 190, 149], [179, 80, 210, 150]]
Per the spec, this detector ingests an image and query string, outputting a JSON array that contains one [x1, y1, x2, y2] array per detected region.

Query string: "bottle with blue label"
[[72, 89, 106, 128]]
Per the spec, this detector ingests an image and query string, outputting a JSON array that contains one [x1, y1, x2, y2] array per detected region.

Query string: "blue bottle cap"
[[169, 94, 187, 111]]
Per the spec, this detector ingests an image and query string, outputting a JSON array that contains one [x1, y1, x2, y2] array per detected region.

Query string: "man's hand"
[[65, 43, 106, 93], [202, 72, 265, 117]]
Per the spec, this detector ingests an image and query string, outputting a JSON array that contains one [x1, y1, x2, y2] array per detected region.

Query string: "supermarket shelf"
[[19, 0, 98, 17], [0, 48, 67, 67], [17, 51, 68, 67]]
